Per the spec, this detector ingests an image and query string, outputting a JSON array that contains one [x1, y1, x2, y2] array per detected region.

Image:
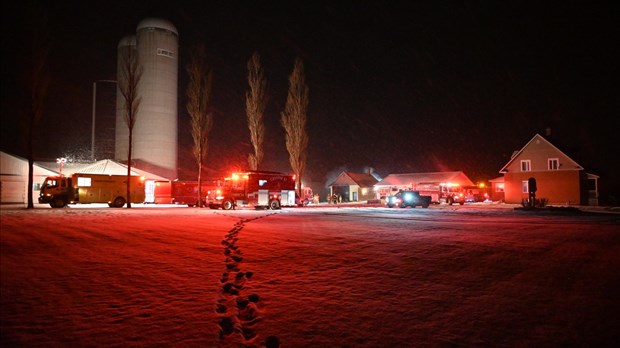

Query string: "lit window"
[[495, 183, 505, 192], [77, 177, 92, 187], [548, 158, 559, 170], [522, 181, 529, 193], [259, 180, 267, 187], [520, 160, 531, 172]]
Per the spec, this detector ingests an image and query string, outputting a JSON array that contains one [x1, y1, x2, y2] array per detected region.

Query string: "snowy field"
[[1, 204, 619, 347]]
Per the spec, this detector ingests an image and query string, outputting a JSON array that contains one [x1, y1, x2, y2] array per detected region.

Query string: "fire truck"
[[171, 180, 223, 207], [414, 182, 465, 205], [145, 180, 172, 204], [38, 173, 145, 208], [206, 171, 296, 210]]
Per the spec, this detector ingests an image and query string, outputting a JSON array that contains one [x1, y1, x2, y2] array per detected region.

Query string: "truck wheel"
[[387, 203, 394, 208], [422, 202, 429, 208], [51, 197, 66, 208], [222, 200, 234, 210], [269, 199, 281, 210], [113, 197, 126, 208]]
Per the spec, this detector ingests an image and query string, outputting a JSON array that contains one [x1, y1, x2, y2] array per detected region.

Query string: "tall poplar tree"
[[246, 52, 268, 171], [280, 57, 309, 198], [186, 44, 214, 207]]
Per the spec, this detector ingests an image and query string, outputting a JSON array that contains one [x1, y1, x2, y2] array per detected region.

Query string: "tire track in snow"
[[214, 212, 279, 348]]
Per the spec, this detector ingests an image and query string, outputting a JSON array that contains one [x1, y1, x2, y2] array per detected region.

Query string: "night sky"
[[2, 1, 618, 199]]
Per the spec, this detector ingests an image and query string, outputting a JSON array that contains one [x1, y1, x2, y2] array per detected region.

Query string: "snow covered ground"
[[1, 204, 619, 347]]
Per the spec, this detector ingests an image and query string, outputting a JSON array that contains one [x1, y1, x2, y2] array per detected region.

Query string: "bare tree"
[[280, 57, 309, 198], [246, 52, 268, 171], [118, 45, 142, 208], [25, 3, 51, 209], [186, 44, 214, 207]]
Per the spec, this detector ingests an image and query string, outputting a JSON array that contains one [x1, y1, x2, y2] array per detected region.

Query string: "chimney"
[[545, 127, 552, 137]]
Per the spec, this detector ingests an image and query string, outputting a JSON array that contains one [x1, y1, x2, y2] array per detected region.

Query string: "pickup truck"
[[386, 190, 431, 208]]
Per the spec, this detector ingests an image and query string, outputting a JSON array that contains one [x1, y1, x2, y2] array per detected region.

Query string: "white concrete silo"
[[115, 18, 179, 180]]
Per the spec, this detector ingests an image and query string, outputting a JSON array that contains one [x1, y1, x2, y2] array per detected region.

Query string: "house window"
[[495, 183, 505, 192], [520, 160, 531, 172], [522, 181, 529, 193], [548, 158, 559, 170], [77, 177, 92, 187]]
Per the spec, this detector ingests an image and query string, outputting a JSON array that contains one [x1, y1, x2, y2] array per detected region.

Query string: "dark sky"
[[2, 1, 618, 195]]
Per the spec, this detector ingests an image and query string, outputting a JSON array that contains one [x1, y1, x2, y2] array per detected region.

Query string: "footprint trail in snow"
[[214, 213, 279, 348]]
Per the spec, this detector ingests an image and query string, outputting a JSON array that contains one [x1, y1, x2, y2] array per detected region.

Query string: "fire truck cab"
[[207, 171, 296, 210]]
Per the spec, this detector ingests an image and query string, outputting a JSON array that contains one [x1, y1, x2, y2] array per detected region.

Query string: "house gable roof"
[[328, 171, 379, 188], [375, 171, 474, 187], [499, 133, 583, 173]]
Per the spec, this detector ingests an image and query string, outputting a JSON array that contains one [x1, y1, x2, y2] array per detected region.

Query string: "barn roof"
[[328, 171, 379, 188], [375, 171, 474, 187], [37, 158, 169, 181]]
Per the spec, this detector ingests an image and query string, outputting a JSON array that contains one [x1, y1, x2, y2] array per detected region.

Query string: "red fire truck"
[[206, 171, 297, 210], [171, 180, 223, 207], [414, 182, 465, 205]]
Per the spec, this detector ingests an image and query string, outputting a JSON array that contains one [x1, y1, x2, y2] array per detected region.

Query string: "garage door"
[[1, 180, 26, 204]]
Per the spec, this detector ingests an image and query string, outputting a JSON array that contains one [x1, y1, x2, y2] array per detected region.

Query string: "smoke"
[[323, 165, 349, 189]]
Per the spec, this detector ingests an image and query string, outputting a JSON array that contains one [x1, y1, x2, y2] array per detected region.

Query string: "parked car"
[[462, 185, 490, 203]]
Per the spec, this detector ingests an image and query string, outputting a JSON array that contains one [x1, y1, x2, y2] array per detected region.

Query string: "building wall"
[[490, 181, 505, 202], [504, 170, 581, 205], [0, 152, 57, 204]]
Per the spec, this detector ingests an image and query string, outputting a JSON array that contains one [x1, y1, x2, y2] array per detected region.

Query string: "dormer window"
[[548, 158, 559, 170], [520, 160, 531, 172]]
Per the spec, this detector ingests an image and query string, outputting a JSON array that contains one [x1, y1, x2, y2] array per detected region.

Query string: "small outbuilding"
[[328, 171, 380, 202], [1, 151, 57, 204], [1, 151, 170, 205]]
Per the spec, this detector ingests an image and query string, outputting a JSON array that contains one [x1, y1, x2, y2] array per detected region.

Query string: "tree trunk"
[[126, 132, 132, 208]]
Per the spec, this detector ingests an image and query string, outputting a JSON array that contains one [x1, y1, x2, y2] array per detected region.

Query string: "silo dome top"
[[117, 35, 136, 48], [137, 18, 178, 35]]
